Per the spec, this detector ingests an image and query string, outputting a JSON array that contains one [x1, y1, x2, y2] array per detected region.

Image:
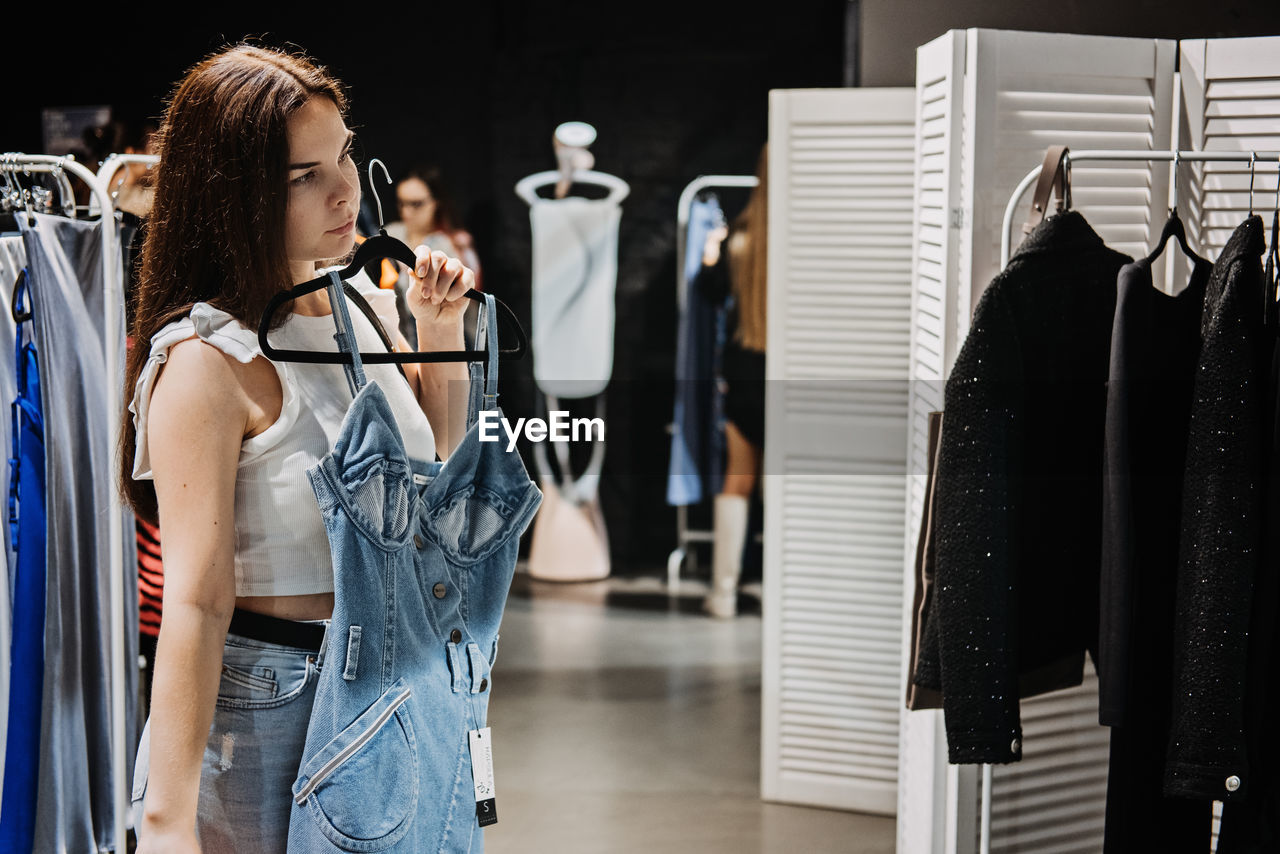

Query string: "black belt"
[[228, 607, 326, 652]]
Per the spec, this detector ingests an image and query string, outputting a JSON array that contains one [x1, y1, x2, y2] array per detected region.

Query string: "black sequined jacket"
[[1164, 216, 1266, 803], [913, 211, 1130, 764]]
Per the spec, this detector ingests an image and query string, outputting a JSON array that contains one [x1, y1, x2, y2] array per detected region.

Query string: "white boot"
[[705, 494, 749, 618]]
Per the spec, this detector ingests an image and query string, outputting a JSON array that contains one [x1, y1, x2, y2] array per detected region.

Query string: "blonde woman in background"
[[698, 144, 767, 618]]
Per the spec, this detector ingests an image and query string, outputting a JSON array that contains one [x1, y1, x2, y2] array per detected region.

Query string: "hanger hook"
[[1273, 157, 1280, 214], [367, 158, 393, 232], [1062, 150, 1073, 210], [2, 154, 16, 201], [1248, 152, 1258, 218]]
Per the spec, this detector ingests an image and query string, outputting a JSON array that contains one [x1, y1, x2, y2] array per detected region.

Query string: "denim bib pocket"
[[343, 457, 412, 543], [292, 678, 420, 851], [424, 485, 520, 565]]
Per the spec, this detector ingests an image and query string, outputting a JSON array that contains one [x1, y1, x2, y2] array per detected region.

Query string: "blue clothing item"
[[132, 630, 322, 854], [667, 194, 727, 506], [288, 293, 540, 853], [0, 273, 46, 854]]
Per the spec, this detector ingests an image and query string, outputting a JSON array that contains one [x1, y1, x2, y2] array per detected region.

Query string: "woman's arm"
[[400, 247, 474, 461], [137, 339, 252, 848]]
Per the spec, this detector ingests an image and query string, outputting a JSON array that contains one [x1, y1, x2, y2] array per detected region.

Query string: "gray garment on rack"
[[19, 213, 138, 854]]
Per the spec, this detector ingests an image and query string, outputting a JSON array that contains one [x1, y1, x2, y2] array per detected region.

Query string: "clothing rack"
[[98, 152, 160, 198], [667, 175, 758, 592], [0, 152, 131, 851], [977, 146, 1280, 854]]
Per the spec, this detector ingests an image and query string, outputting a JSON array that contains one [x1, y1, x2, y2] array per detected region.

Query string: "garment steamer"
[[516, 123, 630, 581]]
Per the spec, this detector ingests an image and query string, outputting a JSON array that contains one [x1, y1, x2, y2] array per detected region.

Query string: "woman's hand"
[[406, 247, 474, 327]]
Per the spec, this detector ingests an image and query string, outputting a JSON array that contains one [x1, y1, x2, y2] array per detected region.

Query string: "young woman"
[[120, 44, 475, 854]]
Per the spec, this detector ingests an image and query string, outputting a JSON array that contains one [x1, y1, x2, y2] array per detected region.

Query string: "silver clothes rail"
[[984, 146, 1280, 854], [1, 152, 130, 850], [1002, 149, 1280, 271], [667, 175, 758, 592], [98, 152, 160, 200]]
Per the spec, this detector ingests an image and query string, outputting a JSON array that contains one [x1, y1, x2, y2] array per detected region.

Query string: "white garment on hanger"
[[528, 196, 621, 398]]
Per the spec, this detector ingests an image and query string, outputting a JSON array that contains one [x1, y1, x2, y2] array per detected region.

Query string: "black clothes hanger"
[[1144, 152, 1207, 267], [11, 270, 29, 324], [257, 159, 528, 366], [1144, 210, 1207, 267], [257, 244, 528, 365]]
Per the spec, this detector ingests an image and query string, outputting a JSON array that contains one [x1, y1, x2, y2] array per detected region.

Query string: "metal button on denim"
[[479, 678, 488, 692], [433, 583, 447, 599], [450, 629, 462, 643], [414, 534, 424, 550], [1227, 776, 1241, 792]]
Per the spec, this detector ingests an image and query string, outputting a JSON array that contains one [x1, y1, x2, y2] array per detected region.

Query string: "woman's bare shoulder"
[[150, 336, 259, 432]]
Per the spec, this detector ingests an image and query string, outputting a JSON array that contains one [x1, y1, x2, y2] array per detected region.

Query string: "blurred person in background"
[[386, 163, 482, 347]]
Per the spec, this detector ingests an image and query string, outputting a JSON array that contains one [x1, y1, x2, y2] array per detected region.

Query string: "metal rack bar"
[[1001, 149, 1280, 269], [97, 152, 160, 201]]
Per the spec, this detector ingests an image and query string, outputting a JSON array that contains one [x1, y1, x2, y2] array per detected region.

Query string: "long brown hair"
[[119, 44, 347, 523], [728, 144, 768, 351]]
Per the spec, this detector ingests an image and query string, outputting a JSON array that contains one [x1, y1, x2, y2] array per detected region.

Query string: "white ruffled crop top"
[[130, 270, 435, 597]]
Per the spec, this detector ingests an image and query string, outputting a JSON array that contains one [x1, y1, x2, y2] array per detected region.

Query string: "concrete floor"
[[483, 572, 896, 854]]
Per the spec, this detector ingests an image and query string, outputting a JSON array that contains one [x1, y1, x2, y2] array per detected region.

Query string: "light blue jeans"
[[132, 629, 324, 853]]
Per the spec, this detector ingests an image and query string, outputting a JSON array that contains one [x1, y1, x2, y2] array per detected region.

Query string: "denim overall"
[[288, 286, 541, 853]]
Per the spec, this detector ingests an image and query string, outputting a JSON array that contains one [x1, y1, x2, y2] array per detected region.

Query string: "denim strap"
[[327, 270, 366, 395], [483, 293, 499, 404], [465, 293, 500, 430]]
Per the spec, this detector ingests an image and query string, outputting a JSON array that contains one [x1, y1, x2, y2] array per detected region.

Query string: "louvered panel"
[[775, 469, 908, 802], [900, 30, 967, 854], [764, 87, 916, 817], [1180, 38, 1280, 263], [971, 32, 1175, 300], [988, 666, 1110, 854]]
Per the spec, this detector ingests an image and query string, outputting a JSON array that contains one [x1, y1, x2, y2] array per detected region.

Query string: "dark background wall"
[[4, 3, 848, 575], [861, 0, 1280, 86], [6, 3, 1279, 576]]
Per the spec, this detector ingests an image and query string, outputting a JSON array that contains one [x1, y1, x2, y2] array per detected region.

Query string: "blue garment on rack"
[[0, 271, 46, 854], [667, 194, 727, 506]]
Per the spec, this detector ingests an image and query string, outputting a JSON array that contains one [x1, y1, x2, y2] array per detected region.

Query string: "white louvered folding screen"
[[899, 29, 1177, 854], [762, 86, 915, 816], [1180, 37, 1280, 260], [900, 30, 970, 854]]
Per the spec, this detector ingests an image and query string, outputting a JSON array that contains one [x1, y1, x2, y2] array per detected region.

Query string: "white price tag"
[[468, 727, 497, 827]]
